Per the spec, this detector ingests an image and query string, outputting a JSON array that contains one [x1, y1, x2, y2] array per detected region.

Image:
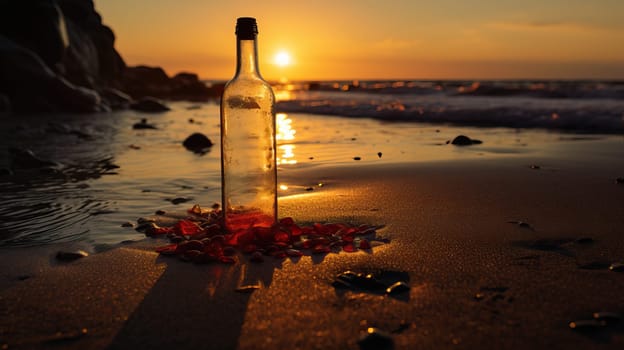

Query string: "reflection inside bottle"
[[276, 113, 297, 165]]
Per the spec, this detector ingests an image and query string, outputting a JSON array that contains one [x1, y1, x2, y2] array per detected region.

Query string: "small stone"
[[450, 135, 482, 146], [593, 311, 622, 324], [223, 246, 237, 256], [155, 209, 166, 215], [569, 319, 606, 331], [305, 187, 314, 191], [332, 279, 352, 289], [285, 249, 303, 257], [575, 237, 594, 244], [132, 118, 158, 129], [170, 197, 191, 205], [609, 262, 624, 272], [385, 281, 410, 295], [353, 157, 361, 161], [578, 261, 611, 270], [121, 222, 134, 228], [358, 327, 394, 350], [182, 133, 213, 153], [250, 251, 264, 263], [56, 250, 88, 262], [377, 152, 382, 158], [236, 285, 261, 293]]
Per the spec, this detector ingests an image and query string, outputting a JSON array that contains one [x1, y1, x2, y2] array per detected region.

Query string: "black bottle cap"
[[236, 17, 258, 39]]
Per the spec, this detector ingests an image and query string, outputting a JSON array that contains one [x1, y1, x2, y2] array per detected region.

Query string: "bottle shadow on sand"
[[107, 256, 280, 350]]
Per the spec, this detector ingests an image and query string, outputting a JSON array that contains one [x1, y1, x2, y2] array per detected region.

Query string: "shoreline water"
[[1, 100, 623, 250]]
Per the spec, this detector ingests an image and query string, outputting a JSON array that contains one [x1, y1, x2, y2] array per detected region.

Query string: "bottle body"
[[220, 18, 277, 232]]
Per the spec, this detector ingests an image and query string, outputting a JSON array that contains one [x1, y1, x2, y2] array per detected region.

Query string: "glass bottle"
[[220, 17, 277, 232]]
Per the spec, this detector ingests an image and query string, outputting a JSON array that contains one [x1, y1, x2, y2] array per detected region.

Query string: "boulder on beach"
[[123, 66, 221, 101], [0, 0, 216, 114], [130, 97, 170, 113], [0, 0, 125, 113]]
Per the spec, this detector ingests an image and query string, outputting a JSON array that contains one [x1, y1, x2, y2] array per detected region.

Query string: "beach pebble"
[[386, 281, 410, 295], [121, 221, 134, 228], [575, 237, 594, 244], [353, 156, 361, 161], [169, 197, 191, 205], [578, 261, 611, 270], [449, 135, 482, 146], [56, 250, 89, 262], [250, 251, 264, 263], [236, 285, 261, 293], [358, 327, 394, 350], [593, 311, 622, 324], [132, 118, 158, 129], [182, 132, 213, 153], [609, 262, 624, 272], [377, 152, 382, 158], [569, 319, 606, 331]]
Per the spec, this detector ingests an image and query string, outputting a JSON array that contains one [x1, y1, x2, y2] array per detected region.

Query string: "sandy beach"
[[2, 139, 624, 349]]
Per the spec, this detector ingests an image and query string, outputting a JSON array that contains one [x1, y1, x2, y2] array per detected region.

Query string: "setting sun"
[[274, 51, 291, 67]]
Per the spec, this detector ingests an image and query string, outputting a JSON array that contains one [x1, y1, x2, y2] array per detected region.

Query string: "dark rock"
[[450, 135, 482, 146], [122, 66, 171, 98], [122, 65, 223, 101], [358, 328, 394, 350], [9, 148, 57, 169], [0, 0, 123, 113], [385, 281, 410, 295], [100, 88, 131, 110], [593, 311, 622, 324], [609, 262, 624, 272], [56, 250, 88, 261], [1, 35, 103, 113], [183, 132, 213, 153], [132, 118, 157, 129], [0, 1, 68, 68], [130, 97, 170, 113], [0, 93, 10, 113]]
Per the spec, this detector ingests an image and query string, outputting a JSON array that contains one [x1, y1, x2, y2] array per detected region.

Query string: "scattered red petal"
[[219, 256, 236, 264], [343, 243, 356, 252], [174, 220, 204, 236], [312, 244, 331, 254], [359, 239, 371, 249], [145, 206, 383, 264], [155, 243, 178, 254]]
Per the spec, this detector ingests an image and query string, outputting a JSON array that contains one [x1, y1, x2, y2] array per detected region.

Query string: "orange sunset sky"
[[96, 0, 624, 81]]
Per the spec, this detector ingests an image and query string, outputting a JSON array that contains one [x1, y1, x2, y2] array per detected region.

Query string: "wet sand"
[[1, 152, 624, 349]]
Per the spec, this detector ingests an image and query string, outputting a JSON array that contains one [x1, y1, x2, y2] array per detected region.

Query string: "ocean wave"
[[274, 80, 624, 133]]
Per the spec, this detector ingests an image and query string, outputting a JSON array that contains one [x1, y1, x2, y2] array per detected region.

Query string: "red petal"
[[155, 243, 178, 254], [279, 217, 295, 226], [359, 239, 371, 249], [343, 243, 356, 252], [174, 220, 204, 236]]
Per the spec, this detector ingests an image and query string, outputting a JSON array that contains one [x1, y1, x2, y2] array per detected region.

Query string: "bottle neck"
[[236, 38, 260, 78]]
